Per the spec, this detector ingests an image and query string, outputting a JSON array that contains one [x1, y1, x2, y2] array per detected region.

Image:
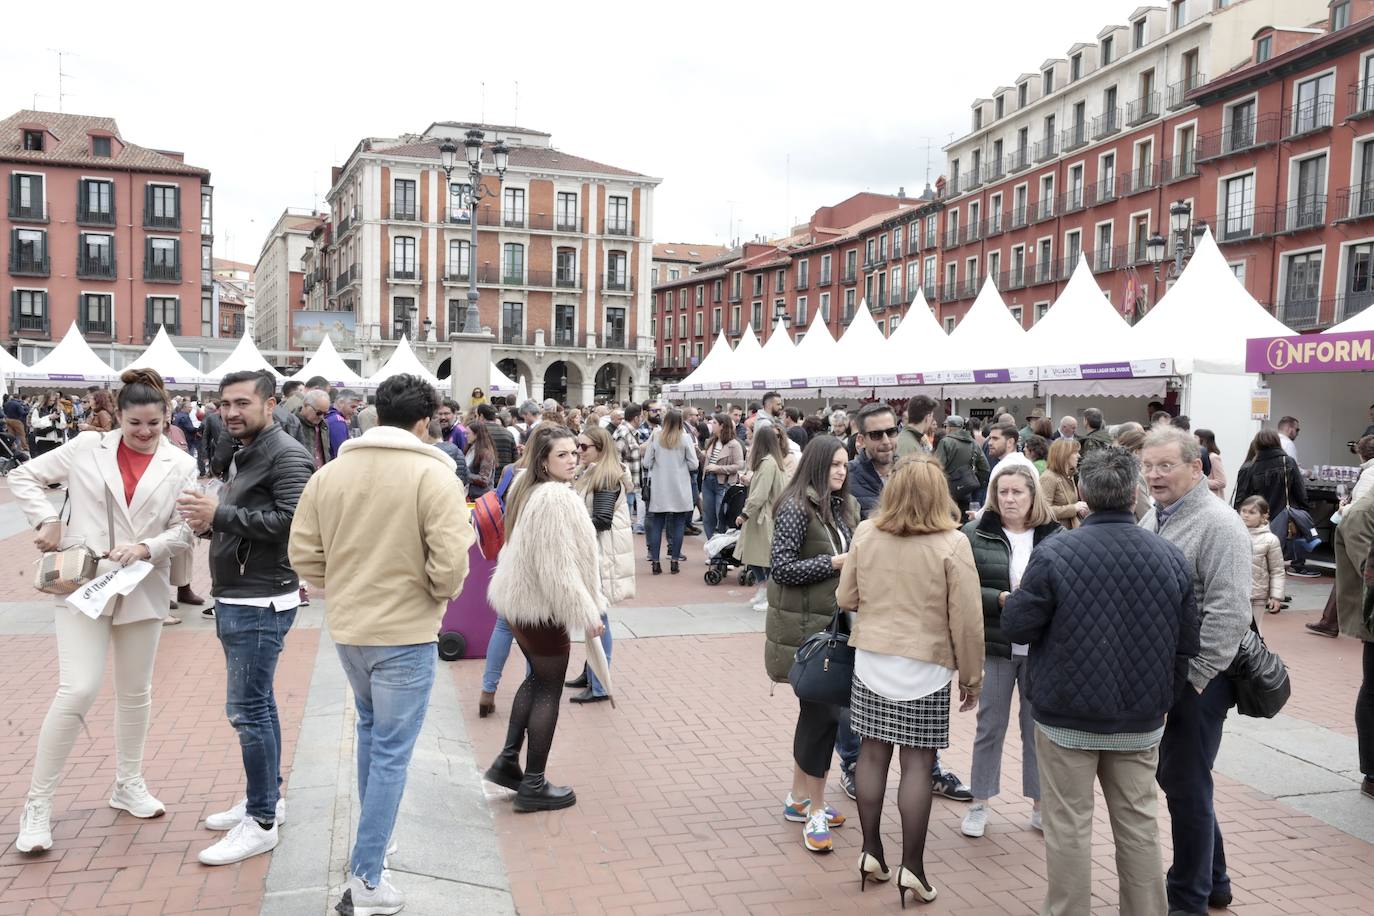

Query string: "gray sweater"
[[1141, 478, 1252, 692]]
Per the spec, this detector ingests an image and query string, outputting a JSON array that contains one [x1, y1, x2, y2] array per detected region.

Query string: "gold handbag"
[[32, 487, 116, 596]]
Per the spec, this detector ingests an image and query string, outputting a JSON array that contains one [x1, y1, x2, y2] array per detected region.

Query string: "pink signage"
[[1246, 331, 1374, 373]]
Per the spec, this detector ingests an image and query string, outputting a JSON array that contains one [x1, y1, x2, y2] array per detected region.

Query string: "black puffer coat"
[[962, 512, 1062, 659], [1233, 447, 1308, 514]]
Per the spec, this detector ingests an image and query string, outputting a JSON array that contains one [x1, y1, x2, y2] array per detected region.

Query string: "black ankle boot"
[[482, 751, 524, 792], [512, 774, 577, 813], [670, 560, 680, 574], [651, 561, 662, 575], [565, 666, 589, 689]]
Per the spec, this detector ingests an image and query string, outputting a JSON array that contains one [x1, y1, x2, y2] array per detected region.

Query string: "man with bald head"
[[1054, 416, 1079, 442], [298, 390, 334, 469]]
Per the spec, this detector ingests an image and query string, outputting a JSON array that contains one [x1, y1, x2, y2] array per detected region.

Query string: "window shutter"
[[172, 238, 180, 267], [145, 184, 153, 219], [9, 289, 16, 327], [145, 236, 152, 271]]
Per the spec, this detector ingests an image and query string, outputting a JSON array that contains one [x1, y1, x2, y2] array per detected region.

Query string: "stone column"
[[447, 331, 495, 403]]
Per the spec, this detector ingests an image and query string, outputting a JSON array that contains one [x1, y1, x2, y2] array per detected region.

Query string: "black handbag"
[[1226, 626, 1291, 718], [788, 609, 854, 707]]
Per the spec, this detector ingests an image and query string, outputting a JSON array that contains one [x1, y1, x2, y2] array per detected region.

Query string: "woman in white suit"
[[9, 368, 198, 854]]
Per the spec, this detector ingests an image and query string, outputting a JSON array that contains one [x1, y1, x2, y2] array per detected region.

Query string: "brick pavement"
[[454, 576, 1374, 916]]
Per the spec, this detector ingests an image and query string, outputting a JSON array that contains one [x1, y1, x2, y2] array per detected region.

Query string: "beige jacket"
[[1040, 469, 1081, 529], [836, 521, 986, 695], [581, 473, 637, 605], [9, 431, 197, 624], [1248, 525, 1284, 603], [738, 455, 785, 569], [289, 426, 474, 645]]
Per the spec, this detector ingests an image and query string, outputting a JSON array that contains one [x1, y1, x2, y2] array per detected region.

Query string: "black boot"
[[670, 560, 680, 574], [512, 774, 577, 813], [482, 749, 524, 792], [651, 561, 662, 575], [565, 666, 589, 689]]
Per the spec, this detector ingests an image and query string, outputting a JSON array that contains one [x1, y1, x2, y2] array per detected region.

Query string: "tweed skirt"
[[850, 677, 951, 748]]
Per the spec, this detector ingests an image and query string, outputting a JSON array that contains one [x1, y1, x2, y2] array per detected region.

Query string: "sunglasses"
[[865, 427, 901, 440], [576, 442, 596, 452]]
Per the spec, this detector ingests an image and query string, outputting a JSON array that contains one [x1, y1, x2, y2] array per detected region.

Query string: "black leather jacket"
[[209, 423, 315, 599]]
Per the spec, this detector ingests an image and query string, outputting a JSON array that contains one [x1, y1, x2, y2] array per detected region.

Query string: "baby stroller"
[[0, 428, 27, 476], [703, 483, 752, 586]]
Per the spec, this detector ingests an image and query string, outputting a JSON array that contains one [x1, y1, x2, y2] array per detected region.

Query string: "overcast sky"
[[6, 0, 1148, 264]]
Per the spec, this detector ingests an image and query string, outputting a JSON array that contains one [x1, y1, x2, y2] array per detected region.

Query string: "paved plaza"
[[0, 482, 1372, 914]]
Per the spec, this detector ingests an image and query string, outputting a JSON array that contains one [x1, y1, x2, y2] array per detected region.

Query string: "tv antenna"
[[47, 49, 74, 112]]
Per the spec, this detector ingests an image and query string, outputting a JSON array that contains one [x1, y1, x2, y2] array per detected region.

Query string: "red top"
[[117, 439, 155, 506]]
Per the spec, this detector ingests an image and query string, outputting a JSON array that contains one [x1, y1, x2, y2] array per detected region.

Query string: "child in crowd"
[[1239, 496, 1285, 616]]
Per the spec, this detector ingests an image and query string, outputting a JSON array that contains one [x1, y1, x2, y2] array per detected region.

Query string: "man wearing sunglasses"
[[848, 402, 899, 520]]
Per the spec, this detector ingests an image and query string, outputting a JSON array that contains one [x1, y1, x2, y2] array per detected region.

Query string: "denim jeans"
[[335, 642, 437, 888], [835, 709, 860, 774], [587, 613, 613, 697], [1157, 675, 1236, 914], [701, 475, 725, 537], [645, 511, 689, 562], [482, 615, 515, 694], [626, 491, 642, 530], [215, 602, 296, 823]]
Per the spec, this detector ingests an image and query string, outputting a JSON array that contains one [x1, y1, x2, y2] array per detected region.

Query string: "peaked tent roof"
[[877, 289, 947, 377], [717, 324, 763, 388], [365, 336, 440, 387], [290, 336, 363, 387], [928, 277, 1027, 372], [125, 326, 207, 386], [1026, 256, 1139, 366], [20, 323, 118, 383], [489, 363, 517, 394], [674, 330, 734, 392], [1327, 301, 1374, 334], [756, 319, 798, 386], [206, 334, 284, 382], [0, 345, 27, 377], [1131, 228, 1295, 374], [791, 311, 840, 385], [831, 302, 889, 381]]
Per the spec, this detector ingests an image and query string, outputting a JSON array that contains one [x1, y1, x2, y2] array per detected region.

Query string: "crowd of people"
[[3, 371, 1373, 915]]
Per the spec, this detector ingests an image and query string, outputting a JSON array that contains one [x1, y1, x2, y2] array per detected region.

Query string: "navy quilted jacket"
[[1002, 510, 1201, 734]]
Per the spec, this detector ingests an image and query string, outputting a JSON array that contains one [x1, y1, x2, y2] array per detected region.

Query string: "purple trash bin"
[[438, 542, 498, 661]]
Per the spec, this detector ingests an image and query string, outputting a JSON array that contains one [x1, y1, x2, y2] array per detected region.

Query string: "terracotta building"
[[318, 121, 660, 403], [651, 242, 729, 286], [1, 109, 214, 357]]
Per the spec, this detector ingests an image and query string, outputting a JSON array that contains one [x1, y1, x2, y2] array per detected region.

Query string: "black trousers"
[[794, 698, 841, 778], [1359, 641, 1374, 777]]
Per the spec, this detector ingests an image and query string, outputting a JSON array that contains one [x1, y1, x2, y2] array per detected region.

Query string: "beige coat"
[[582, 474, 637, 605], [489, 481, 604, 633], [738, 454, 785, 568], [9, 431, 198, 624], [1248, 525, 1284, 603], [289, 426, 474, 645], [1040, 468, 1081, 529], [837, 522, 986, 695]]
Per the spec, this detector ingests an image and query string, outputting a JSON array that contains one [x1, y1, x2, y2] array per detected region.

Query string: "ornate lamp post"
[[1146, 199, 1208, 281], [438, 130, 509, 336]]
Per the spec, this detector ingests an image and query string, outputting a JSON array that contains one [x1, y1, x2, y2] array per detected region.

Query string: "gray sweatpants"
[[970, 654, 1040, 801]]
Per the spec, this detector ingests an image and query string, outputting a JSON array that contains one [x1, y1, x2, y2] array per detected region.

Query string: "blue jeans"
[[1157, 675, 1235, 913], [482, 615, 515, 694], [587, 613, 613, 697], [835, 710, 860, 773], [626, 491, 642, 531], [215, 602, 296, 823], [701, 475, 725, 537], [646, 511, 689, 562], [335, 642, 437, 888]]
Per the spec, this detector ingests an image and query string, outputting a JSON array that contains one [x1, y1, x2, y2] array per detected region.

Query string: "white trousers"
[[29, 611, 163, 800]]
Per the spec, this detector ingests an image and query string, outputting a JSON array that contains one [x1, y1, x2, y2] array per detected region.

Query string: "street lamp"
[[1147, 199, 1208, 280], [771, 301, 792, 335], [438, 129, 509, 337]]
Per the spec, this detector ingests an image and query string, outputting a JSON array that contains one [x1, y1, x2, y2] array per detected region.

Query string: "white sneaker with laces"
[[1029, 808, 1043, 832], [109, 778, 165, 818], [16, 798, 53, 853], [340, 873, 405, 916], [205, 797, 287, 831], [198, 817, 279, 866], [961, 802, 989, 838]]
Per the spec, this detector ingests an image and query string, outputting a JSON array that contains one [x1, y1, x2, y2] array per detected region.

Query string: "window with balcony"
[[820, 253, 831, 284], [607, 251, 628, 289], [448, 299, 467, 335], [797, 295, 808, 325], [448, 239, 471, 280], [1039, 174, 1055, 218], [503, 187, 525, 227], [924, 257, 936, 293], [12, 289, 47, 333], [731, 304, 741, 332], [820, 292, 831, 322], [556, 191, 578, 231], [146, 296, 179, 334], [145, 184, 179, 229], [844, 288, 856, 319], [695, 285, 704, 307], [1065, 230, 1082, 274], [78, 179, 113, 225], [447, 181, 471, 223], [752, 301, 763, 328], [695, 311, 703, 335], [79, 233, 115, 279], [712, 307, 722, 333], [145, 237, 179, 281], [1132, 214, 1151, 262], [502, 242, 525, 284], [81, 293, 112, 335], [1037, 238, 1053, 281], [391, 179, 417, 221], [1223, 173, 1256, 239], [502, 302, 524, 343], [1095, 223, 1114, 270], [731, 272, 741, 300], [550, 247, 575, 288], [10, 228, 48, 276], [797, 258, 809, 288], [391, 297, 417, 339], [1174, 125, 1196, 178], [9, 173, 45, 221], [865, 238, 877, 265], [1011, 246, 1026, 286], [1069, 165, 1084, 210], [607, 195, 630, 235], [713, 279, 722, 302], [1292, 73, 1334, 135], [752, 274, 764, 296], [945, 261, 957, 292], [1282, 250, 1322, 325], [1013, 184, 1028, 225], [676, 312, 686, 343], [1292, 154, 1328, 229], [393, 237, 417, 280], [775, 268, 786, 293], [1345, 241, 1374, 318]]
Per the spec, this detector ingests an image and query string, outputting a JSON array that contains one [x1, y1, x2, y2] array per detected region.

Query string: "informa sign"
[[1250, 389, 1272, 421], [1246, 330, 1374, 374], [292, 310, 357, 351]]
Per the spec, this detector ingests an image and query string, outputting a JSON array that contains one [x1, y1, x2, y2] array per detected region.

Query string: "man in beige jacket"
[[289, 373, 475, 916]]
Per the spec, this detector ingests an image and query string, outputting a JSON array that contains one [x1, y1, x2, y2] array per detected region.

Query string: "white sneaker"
[[198, 817, 279, 866], [1029, 808, 1043, 832], [109, 778, 166, 818], [340, 873, 405, 916], [960, 802, 988, 838], [206, 796, 287, 831], [16, 798, 52, 853]]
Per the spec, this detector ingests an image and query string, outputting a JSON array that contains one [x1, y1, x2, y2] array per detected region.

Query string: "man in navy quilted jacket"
[[1004, 447, 1199, 916], [1140, 426, 1252, 916]]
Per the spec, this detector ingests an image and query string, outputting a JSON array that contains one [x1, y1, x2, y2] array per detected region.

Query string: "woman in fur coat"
[[565, 424, 636, 704], [483, 425, 607, 812]]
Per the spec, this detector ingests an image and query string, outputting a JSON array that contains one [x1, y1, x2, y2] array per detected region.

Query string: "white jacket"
[[9, 431, 198, 624], [488, 481, 604, 633]]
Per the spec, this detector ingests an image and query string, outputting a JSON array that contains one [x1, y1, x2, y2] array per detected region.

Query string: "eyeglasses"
[[1141, 462, 1181, 476], [864, 427, 901, 441], [576, 443, 595, 452]]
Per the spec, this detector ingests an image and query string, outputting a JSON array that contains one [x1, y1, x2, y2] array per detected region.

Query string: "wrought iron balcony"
[[1339, 290, 1374, 322], [390, 205, 419, 221], [442, 267, 470, 283], [144, 320, 180, 340], [1216, 206, 1277, 243], [13, 310, 49, 335], [963, 221, 982, 244], [1061, 122, 1088, 153], [552, 328, 579, 347], [1009, 206, 1028, 229], [944, 175, 961, 197], [1006, 266, 1027, 290], [963, 167, 983, 190], [500, 328, 529, 346], [1349, 79, 1374, 120], [1086, 176, 1117, 208], [1060, 189, 1086, 214], [9, 199, 48, 222], [1279, 296, 1327, 330], [79, 314, 113, 337], [728, 289, 742, 302], [795, 275, 810, 290], [1276, 195, 1327, 234], [1119, 162, 1157, 196], [336, 212, 355, 237], [554, 270, 582, 289], [1033, 198, 1055, 223], [925, 227, 937, 248], [77, 253, 116, 279], [77, 201, 115, 226], [1160, 154, 1197, 184], [602, 219, 635, 237], [1333, 183, 1374, 222], [1034, 136, 1058, 162], [1092, 245, 1124, 273], [1032, 259, 1054, 284], [143, 208, 180, 230], [943, 228, 960, 249], [1008, 147, 1032, 173], [1126, 92, 1160, 126], [1166, 73, 1207, 110], [985, 213, 1004, 237], [604, 274, 634, 292], [1284, 95, 1334, 138], [1196, 113, 1281, 162], [143, 260, 182, 283], [389, 266, 423, 283], [1092, 108, 1122, 140], [984, 159, 1005, 182], [555, 216, 584, 233], [334, 264, 360, 293]]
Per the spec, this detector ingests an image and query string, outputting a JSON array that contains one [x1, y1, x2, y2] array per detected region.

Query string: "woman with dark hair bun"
[[8, 366, 198, 854]]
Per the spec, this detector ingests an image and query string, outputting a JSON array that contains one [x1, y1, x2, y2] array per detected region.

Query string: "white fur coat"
[[488, 481, 605, 632]]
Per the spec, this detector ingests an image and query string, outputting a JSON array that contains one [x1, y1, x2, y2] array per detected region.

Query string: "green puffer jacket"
[[962, 512, 1062, 659], [763, 488, 858, 683]]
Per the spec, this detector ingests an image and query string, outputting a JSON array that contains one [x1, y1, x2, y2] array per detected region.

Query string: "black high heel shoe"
[[857, 852, 891, 892], [651, 561, 662, 575], [670, 560, 680, 574], [896, 866, 937, 907]]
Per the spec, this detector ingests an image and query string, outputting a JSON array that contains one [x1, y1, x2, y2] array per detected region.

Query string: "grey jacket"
[[641, 432, 700, 513], [1141, 478, 1252, 692]]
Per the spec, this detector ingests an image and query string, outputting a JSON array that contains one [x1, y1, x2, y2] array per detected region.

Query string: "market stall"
[[124, 326, 208, 389], [205, 334, 285, 382], [928, 277, 1038, 417], [290, 335, 364, 388], [14, 324, 118, 386], [871, 289, 947, 401]]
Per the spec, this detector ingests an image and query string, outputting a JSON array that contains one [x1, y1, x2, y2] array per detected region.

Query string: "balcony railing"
[[1349, 79, 1374, 119], [1276, 195, 1327, 233], [76, 202, 115, 226], [907, 235, 921, 256], [1119, 162, 1157, 196], [1033, 198, 1055, 223], [334, 264, 360, 293], [144, 320, 180, 340], [984, 158, 1005, 182], [963, 221, 982, 244], [8, 199, 48, 222], [603, 333, 632, 350], [77, 253, 116, 279], [1284, 94, 1334, 138], [1161, 154, 1197, 184], [474, 208, 528, 229], [555, 216, 583, 233], [963, 167, 983, 190], [602, 219, 635, 236], [960, 275, 980, 299], [336, 212, 355, 237], [442, 266, 470, 283], [604, 274, 634, 292], [78, 314, 113, 337], [1217, 207, 1277, 243], [1060, 188, 1086, 214], [1061, 122, 1088, 152], [1033, 259, 1054, 284], [1086, 176, 1117, 208], [863, 251, 889, 270], [389, 266, 423, 283], [143, 208, 179, 230], [1196, 113, 1281, 162], [1339, 290, 1374, 321], [1166, 72, 1207, 110], [943, 228, 960, 249], [1006, 266, 1026, 290], [924, 227, 937, 248], [554, 270, 582, 289], [144, 260, 182, 283], [1008, 147, 1031, 173], [1092, 245, 1124, 273], [500, 328, 529, 346], [1010, 205, 1028, 229], [390, 204, 419, 221], [1126, 92, 1160, 126], [1092, 108, 1122, 140], [1279, 296, 1325, 329], [1333, 183, 1374, 222], [13, 310, 49, 335], [1034, 136, 1058, 162], [944, 175, 961, 198], [9, 251, 49, 276], [552, 328, 579, 347], [922, 282, 937, 301], [985, 212, 1004, 236]]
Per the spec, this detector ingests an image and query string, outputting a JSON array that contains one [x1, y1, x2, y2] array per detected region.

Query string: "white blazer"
[[9, 430, 198, 624]]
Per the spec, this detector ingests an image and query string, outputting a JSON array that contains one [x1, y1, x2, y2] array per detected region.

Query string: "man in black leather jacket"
[[175, 369, 314, 868]]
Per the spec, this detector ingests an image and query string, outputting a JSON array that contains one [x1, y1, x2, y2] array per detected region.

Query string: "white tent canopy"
[[206, 334, 284, 382], [673, 330, 734, 394], [366, 336, 440, 387], [489, 363, 517, 395], [789, 312, 840, 388], [716, 324, 762, 392], [829, 303, 890, 388], [928, 277, 1034, 397], [19, 323, 118, 383], [873, 290, 947, 395], [125, 326, 207, 387], [0, 345, 26, 380], [290, 335, 363, 388], [756, 319, 798, 388], [1327, 301, 1374, 334]]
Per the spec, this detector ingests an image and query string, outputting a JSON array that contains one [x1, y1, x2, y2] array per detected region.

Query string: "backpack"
[[472, 464, 518, 560], [945, 440, 983, 504]]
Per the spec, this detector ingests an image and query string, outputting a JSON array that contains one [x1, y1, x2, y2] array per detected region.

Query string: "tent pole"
[[1044, 392, 1053, 422]]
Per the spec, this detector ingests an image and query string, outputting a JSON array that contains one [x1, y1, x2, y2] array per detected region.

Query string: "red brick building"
[[1, 110, 214, 356]]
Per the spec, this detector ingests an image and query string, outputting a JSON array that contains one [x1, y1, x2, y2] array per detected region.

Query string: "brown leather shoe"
[[1305, 622, 1339, 638], [176, 585, 206, 606]]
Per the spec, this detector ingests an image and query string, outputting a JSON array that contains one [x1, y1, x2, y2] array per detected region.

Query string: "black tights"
[[854, 738, 937, 880], [500, 627, 571, 782]]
